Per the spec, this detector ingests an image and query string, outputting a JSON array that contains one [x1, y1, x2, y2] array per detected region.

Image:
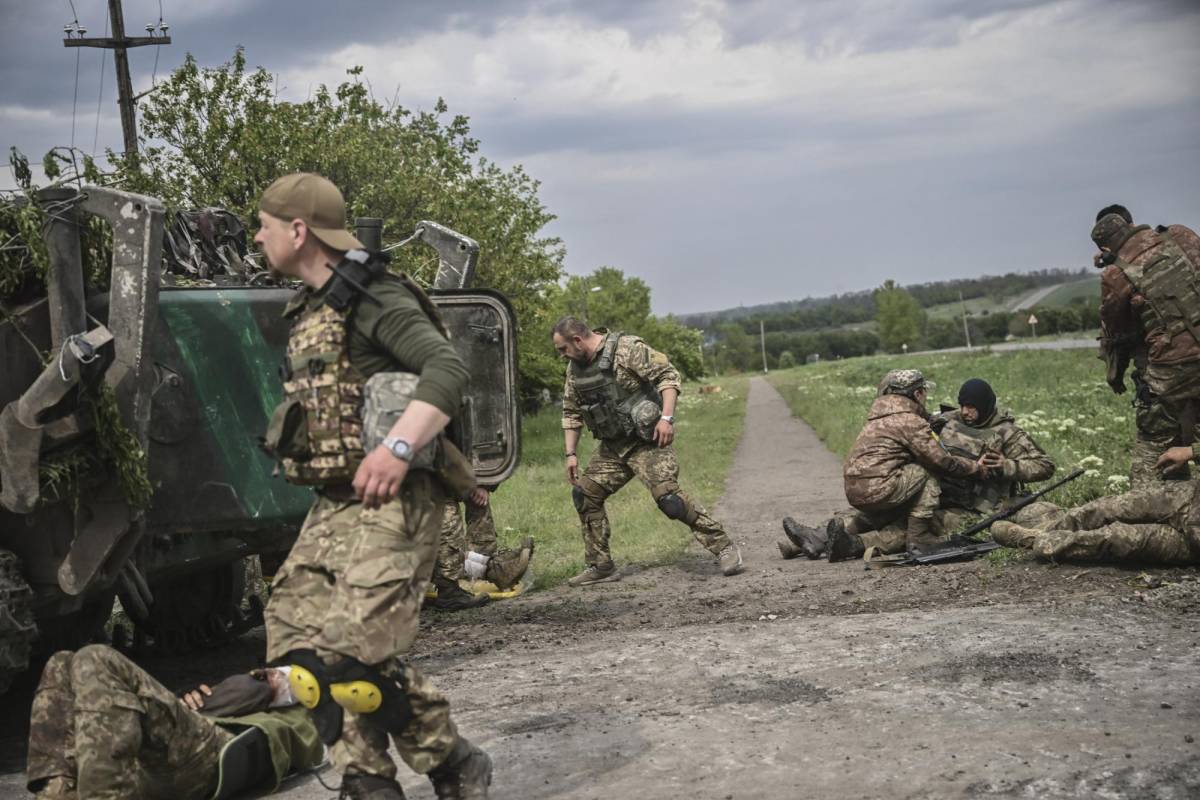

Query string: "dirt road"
[[3, 378, 1198, 798]]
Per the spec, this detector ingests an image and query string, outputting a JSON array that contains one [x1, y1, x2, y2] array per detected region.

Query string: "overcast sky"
[[2, 0, 1198, 314]]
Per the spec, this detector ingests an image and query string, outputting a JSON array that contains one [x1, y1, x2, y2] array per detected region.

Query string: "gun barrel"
[[959, 467, 1086, 539]]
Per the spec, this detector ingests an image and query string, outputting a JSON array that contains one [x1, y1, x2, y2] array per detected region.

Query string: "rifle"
[[866, 467, 1086, 568]]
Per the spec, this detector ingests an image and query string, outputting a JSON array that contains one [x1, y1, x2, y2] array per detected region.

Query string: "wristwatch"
[[381, 436, 414, 462], [661, 415, 675, 424]]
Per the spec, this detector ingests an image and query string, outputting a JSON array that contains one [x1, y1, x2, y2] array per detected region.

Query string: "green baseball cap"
[[259, 172, 364, 252]]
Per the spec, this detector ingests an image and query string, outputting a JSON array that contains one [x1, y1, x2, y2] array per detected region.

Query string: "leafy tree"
[[112, 49, 565, 401], [874, 280, 925, 353], [551, 266, 705, 379], [777, 350, 797, 369]]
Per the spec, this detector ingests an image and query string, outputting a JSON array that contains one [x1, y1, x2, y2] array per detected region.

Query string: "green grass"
[[1038, 278, 1099, 308], [767, 349, 1135, 510], [924, 293, 1021, 320], [488, 377, 750, 589]]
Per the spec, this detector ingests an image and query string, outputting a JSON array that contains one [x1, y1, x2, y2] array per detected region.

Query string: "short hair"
[[1096, 204, 1132, 224], [552, 316, 591, 339]]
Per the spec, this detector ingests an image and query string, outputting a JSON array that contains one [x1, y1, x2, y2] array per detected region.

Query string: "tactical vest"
[[570, 332, 662, 442], [276, 301, 367, 485], [937, 417, 1014, 512], [1115, 231, 1200, 353]]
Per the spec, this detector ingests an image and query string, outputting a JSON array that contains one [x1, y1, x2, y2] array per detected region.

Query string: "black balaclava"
[[957, 378, 996, 426]]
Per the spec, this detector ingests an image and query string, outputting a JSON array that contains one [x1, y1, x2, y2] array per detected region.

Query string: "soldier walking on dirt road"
[[553, 316, 744, 585], [1092, 204, 1200, 488], [254, 173, 491, 799]]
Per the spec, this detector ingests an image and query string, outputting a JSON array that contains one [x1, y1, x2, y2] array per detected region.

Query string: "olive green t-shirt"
[[302, 274, 468, 417]]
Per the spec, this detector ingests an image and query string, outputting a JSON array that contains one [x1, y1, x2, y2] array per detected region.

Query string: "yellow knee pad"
[[289, 664, 324, 710], [330, 680, 383, 714]]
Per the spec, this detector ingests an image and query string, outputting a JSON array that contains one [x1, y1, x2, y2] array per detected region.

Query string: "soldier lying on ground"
[[990, 445, 1200, 565], [780, 377, 1054, 560], [26, 644, 323, 800], [430, 487, 535, 612], [777, 369, 985, 562]]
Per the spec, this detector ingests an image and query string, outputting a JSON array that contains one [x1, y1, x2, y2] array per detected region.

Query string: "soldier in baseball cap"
[[254, 173, 364, 277]]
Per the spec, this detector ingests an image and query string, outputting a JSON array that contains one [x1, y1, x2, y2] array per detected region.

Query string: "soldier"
[[430, 489, 534, 612], [779, 369, 984, 562], [553, 317, 743, 585], [1093, 205, 1200, 488], [990, 445, 1200, 565], [254, 173, 490, 799], [26, 643, 323, 800], [780, 377, 1055, 558]]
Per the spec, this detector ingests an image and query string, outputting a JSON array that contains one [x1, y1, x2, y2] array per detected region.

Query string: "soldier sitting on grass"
[[778, 369, 985, 562], [26, 644, 323, 800], [780, 377, 1055, 560]]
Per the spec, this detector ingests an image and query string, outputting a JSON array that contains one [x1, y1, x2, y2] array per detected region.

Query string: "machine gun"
[[865, 467, 1086, 568]]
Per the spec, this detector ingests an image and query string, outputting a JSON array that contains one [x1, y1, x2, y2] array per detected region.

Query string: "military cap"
[[883, 368, 935, 393], [1090, 213, 1129, 252], [259, 173, 364, 252]]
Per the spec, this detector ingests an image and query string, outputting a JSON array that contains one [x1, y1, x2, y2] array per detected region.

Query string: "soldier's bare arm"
[[654, 387, 678, 447], [562, 373, 584, 483]]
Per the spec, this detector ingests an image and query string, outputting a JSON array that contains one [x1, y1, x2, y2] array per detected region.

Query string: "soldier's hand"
[[565, 454, 579, 485], [1156, 446, 1193, 475], [182, 684, 212, 710], [354, 446, 410, 509], [1107, 377, 1126, 395], [653, 418, 675, 448], [978, 452, 1005, 472], [468, 487, 489, 507]]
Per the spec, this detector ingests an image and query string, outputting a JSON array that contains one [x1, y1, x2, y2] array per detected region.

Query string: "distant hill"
[[679, 268, 1090, 333]]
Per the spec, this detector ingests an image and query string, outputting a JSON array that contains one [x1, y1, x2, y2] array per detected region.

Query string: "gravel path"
[[3, 378, 1198, 799]]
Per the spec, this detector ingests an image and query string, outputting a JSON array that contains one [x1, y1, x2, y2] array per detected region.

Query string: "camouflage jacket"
[[934, 408, 1056, 512], [844, 394, 980, 508], [562, 328, 681, 440], [1100, 224, 1200, 377]]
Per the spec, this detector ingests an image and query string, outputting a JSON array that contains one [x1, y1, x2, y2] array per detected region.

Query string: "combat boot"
[[428, 737, 493, 800], [339, 774, 406, 800], [484, 537, 534, 590], [32, 776, 76, 800], [827, 525, 865, 562], [777, 539, 804, 559], [782, 517, 829, 559], [567, 563, 621, 586], [718, 544, 744, 576], [990, 521, 1039, 549], [429, 580, 490, 612]]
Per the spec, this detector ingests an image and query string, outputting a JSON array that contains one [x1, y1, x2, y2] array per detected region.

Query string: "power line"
[[70, 47, 81, 148], [92, 12, 110, 154]]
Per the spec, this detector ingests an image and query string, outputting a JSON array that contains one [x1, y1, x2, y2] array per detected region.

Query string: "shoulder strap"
[[596, 331, 623, 372]]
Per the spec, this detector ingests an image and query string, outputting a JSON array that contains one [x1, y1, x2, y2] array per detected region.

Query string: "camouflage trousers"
[[838, 502, 1053, 555], [573, 442, 730, 569], [992, 486, 1198, 565], [434, 498, 499, 585], [264, 472, 458, 777], [26, 644, 232, 800], [1128, 364, 1200, 489], [847, 463, 941, 554]]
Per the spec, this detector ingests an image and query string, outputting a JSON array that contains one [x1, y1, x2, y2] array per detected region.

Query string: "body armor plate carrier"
[[1116, 231, 1200, 353], [937, 419, 1015, 513], [570, 332, 662, 442]]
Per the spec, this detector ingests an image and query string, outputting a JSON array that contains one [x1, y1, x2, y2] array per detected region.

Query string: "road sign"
[[1027, 314, 1038, 326]]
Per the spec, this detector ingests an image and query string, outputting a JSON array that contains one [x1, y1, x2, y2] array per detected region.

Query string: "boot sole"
[[568, 572, 622, 587]]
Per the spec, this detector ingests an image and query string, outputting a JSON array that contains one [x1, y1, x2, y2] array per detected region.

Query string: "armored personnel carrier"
[[0, 185, 520, 692]]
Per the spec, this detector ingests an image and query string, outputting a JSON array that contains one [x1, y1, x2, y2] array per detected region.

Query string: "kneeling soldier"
[[781, 369, 984, 561], [552, 317, 743, 585]]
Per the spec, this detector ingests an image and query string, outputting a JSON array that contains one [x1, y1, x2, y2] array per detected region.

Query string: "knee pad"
[[656, 492, 689, 522], [572, 479, 607, 519], [326, 658, 414, 736], [571, 485, 588, 513], [285, 649, 344, 745]]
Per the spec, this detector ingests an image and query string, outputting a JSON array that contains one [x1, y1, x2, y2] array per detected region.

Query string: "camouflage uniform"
[[1096, 220, 1200, 488], [264, 473, 459, 777], [563, 330, 731, 570], [26, 644, 233, 800], [434, 499, 499, 585], [840, 392, 981, 553], [992, 473, 1200, 565]]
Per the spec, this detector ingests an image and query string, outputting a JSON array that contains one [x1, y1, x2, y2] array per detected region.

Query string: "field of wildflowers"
[[767, 348, 1136, 509]]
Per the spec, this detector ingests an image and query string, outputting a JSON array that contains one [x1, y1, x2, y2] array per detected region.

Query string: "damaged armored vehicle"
[[0, 185, 520, 693]]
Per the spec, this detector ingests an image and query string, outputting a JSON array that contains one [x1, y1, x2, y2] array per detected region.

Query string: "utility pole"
[[760, 320, 769, 373], [64, 0, 171, 157], [958, 290, 972, 350]]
